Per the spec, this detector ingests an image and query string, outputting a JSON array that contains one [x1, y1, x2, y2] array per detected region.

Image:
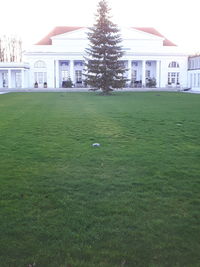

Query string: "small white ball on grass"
[[92, 143, 100, 147]]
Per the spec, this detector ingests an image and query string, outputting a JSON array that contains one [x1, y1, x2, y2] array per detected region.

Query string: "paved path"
[[186, 89, 200, 94], [0, 87, 188, 93], [0, 87, 199, 93]]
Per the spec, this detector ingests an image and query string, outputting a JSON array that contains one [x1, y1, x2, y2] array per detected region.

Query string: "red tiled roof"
[[133, 27, 176, 46], [36, 26, 83, 45], [36, 26, 176, 46]]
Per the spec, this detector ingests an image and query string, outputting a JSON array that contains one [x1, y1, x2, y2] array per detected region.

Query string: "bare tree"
[[0, 35, 22, 62], [0, 36, 6, 62]]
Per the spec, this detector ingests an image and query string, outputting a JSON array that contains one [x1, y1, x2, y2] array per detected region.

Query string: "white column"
[[142, 60, 146, 87], [69, 60, 74, 83], [21, 69, 25, 88], [128, 60, 132, 83], [55, 60, 60, 88], [83, 60, 87, 87], [8, 69, 12, 88], [0, 73, 3, 88], [156, 60, 160, 88]]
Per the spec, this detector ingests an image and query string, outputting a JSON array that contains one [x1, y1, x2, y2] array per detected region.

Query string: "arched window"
[[34, 60, 46, 68], [168, 61, 179, 68]]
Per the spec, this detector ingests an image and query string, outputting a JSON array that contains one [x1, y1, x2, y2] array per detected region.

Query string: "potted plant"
[[44, 82, 47, 88], [34, 81, 38, 88], [62, 78, 73, 88], [146, 78, 156, 88]]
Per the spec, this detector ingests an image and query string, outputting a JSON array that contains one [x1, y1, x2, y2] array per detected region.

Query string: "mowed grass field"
[[0, 92, 200, 267]]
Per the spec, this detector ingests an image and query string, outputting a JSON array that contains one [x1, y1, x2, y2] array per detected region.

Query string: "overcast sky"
[[0, 0, 199, 53]]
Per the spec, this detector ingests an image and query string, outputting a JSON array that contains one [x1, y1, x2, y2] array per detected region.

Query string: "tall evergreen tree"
[[85, 0, 127, 94]]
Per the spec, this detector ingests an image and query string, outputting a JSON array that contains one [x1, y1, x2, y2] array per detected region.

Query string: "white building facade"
[[0, 27, 189, 89], [0, 63, 29, 88], [188, 55, 200, 90]]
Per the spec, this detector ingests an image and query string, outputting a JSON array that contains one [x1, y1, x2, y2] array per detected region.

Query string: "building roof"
[[133, 27, 176, 46], [188, 54, 200, 58], [36, 26, 83, 45], [36, 26, 176, 46]]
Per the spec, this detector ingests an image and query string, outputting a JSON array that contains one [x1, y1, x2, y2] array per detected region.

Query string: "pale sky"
[[0, 0, 199, 54]]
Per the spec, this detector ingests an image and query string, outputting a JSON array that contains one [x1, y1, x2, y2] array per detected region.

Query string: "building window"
[[61, 70, 69, 81], [194, 58, 200, 69], [195, 59, 198, 69], [131, 70, 137, 81], [60, 62, 69, 71], [168, 72, 180, 85], [74, 61, 84, 67], [194, 74, 196, 87], [198, 74, 200, 87], [146, 61, 151, 66], [195, 59, 199, 69], [145, 70, 150, 78], [15, 72, 22, 88], [2, 72, 8, 87], [168, 61, 179, 68], [75, 70, 82, 83], [190, 74, 193, 87], [198, 59, 200, 69], [171, 72, 176, 83], [119, 61, 127, 68], [191, 60, 194, 69], [34, 72, 47, 84], [168, 73, 170, 84], [177, 72, 180, 84], [188, 60, 191, 69], [34, 60, 46, 68], [132, 61, 138, 67], [61, 62, 69, 67]]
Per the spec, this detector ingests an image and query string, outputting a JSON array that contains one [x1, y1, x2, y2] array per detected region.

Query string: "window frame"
[[34, 60, 46, 68], [168, 61, 180, 68]]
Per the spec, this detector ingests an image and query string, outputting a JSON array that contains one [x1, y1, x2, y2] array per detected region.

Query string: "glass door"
[[2, 72, 8, 87], [168, 72, 180, 86], [15, 72, 22, 88]]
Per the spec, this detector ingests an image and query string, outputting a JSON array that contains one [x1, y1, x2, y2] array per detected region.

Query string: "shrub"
[[146, 78, 156, 88], [62, 78, 73, 88]]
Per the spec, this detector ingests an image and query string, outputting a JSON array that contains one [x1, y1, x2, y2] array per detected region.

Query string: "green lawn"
[[0, 92, 200, 267]]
